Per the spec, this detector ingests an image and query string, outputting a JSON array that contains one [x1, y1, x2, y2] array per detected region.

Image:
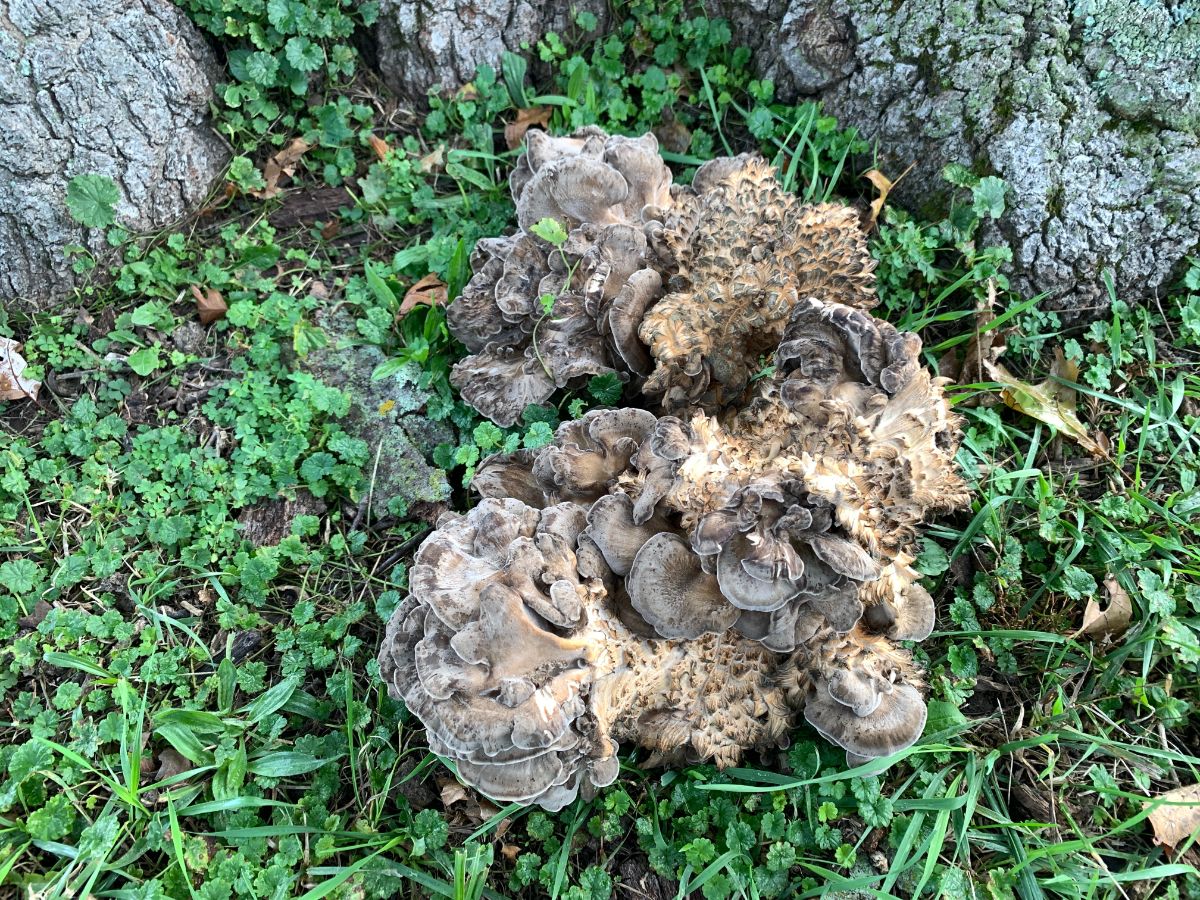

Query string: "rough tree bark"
[[374, 0, 1200, 321], [0, 0, 229, 311], [374, 0, 610, 101]]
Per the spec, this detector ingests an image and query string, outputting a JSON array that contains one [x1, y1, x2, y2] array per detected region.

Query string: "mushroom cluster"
[[379, 128, 968, 810]]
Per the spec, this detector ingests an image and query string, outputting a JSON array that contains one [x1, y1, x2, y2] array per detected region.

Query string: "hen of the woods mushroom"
[[377, 127, 969, 810]]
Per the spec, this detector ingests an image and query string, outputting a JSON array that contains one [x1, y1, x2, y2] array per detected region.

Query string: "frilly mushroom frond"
[[384, 128, 972, 791], [780, 624, 929, 765], [638, 155, 878, 413], [767, 296, 970, 554], [378, 497, 796, 809], [446, 129, 672, 426], [473, 407, 658, 507], [378, 498, 618, 810]]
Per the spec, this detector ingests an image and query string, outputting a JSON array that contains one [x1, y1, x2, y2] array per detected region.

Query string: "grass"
[[2, 0, 1200, 897]]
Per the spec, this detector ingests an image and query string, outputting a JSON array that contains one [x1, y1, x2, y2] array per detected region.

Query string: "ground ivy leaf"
[[588, 372, 624, 406], [66, 174, 119, 228], [0, 559, 42, 594], [127, 346, 162, 377]]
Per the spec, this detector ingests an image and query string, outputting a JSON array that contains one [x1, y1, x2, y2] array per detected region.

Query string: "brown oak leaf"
[[250, 137, 312, 200], [400, 273, 449, 316], [504, 108, 552, 150], [191, 285, 228, 325]]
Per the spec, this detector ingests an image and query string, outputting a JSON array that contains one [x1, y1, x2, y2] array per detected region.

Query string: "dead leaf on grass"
[[0, 337, 41, 401], [440, 781, 468, 808], [1073, 574, 1133, 640], [368, 134, 391, 161], [18, 600, 52, 630], [191, 285, 228, 325], [249, 137, 312, 200], [418, 145, 445, 174], [940, 278, 1008, 400], [504, 107, 552, 149], [654, 116, 693, 154], [155, 747, 193, 783], [986, 358, 1107, 457], [437, 777, 503, 826], [1147, 783, 1200, 851], [400, 273, 449, 316], [863, 164, 915, 229]]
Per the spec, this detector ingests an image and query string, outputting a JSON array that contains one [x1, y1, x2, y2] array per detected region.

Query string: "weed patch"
[[2, 2, 1199, 897]]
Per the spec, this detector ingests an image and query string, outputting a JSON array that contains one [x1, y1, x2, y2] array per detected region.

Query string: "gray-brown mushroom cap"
[[804, 681, 928, 763], [532, 408, 657, 503], [445, 128, 673, 426], [584, 492, 672, 576], [378, 498, 622, 810], [864, 580, 937, 643], [627, 533, 740, 639]]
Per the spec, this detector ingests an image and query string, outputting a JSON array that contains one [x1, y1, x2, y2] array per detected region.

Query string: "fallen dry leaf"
[[500, 843, 521, 862], [941, 278, 1008, 402], [440, 781, 468, 808], [504, 107, 552, 150], [437, 777, 502, 826], [191, 284, 228, 325], [368, 134, 391, 162], [1047, 346, 1081, 407], [202, 182, 238, 216], [986, 358, 1107, 457], [1147, 783, 1200, 851], [1074, 574, 1133, 640], [250, 137, 312, 200], [0, 336, 41, 401], [654, 117, 693, 154], [963, 279, 1006, 384], [400, 273, 449, 316], [18, 599, 52, 630], [863, 163, 915, 229], [417, 145, 445, 174], [155, 747, 194, 783]]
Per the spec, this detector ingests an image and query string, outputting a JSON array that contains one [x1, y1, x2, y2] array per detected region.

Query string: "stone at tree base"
[[304, 314, 453, 523], [373, 0, 1199, 322], [373, 0, 609, 102], [0, 0, 228, 311]]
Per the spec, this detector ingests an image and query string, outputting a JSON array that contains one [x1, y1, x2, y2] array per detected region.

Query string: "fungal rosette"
[[379, 128, 969, 809], [380, 496, 795, 810], [447, 128, 671, 426]]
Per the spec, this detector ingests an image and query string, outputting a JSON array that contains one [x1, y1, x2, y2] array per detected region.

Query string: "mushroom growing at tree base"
[[377, 128, 968, 810]]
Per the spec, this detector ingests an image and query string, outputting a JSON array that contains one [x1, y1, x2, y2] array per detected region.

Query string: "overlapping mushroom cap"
[[378, 499, 618, 809], [381, 496, 795, 810], [447, 128, 671, 426], [380, 128, 970, 808], [447, 131, 880, 425]]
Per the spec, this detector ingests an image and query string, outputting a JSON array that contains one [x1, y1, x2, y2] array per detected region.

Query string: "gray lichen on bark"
[[775, 0, 1200, 319], [0, 0, 229, 310], [374, 0, 609, 100]]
